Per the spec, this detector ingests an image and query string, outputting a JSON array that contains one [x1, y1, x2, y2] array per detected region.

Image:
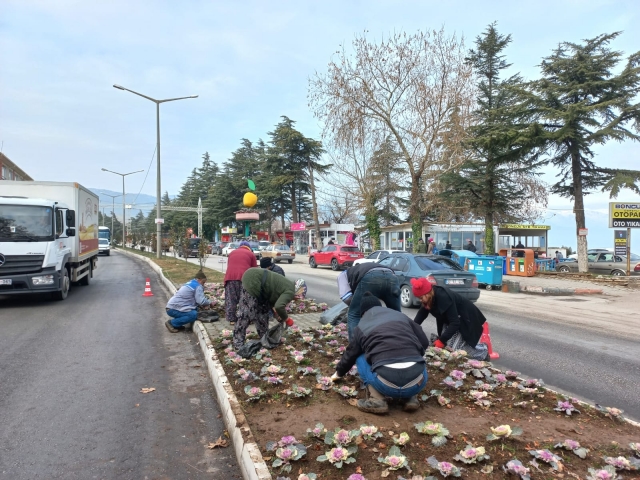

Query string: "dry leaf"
[[481, 465, 494, 474], [378, 442, 387, 449], [207, 436, 228, 449], [347, 398, 358, 406], [135, 404, 140, 407], [140, 387, 156, 394], [355, 466, 363, 473], [192, 365, 201, 368], [381, 469, 390, 478], [388, 431, 395, 436], [393, 422, 400, 428], [262, 456, 272, 461]]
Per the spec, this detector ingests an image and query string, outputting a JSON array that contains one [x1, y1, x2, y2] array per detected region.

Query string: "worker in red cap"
[[410, 277, 490, 361]]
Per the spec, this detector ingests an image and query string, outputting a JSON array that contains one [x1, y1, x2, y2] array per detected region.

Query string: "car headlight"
[[32, 275, 55, 285]]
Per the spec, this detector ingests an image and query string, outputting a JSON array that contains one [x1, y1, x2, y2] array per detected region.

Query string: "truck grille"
[[0, 255, 45, 275]]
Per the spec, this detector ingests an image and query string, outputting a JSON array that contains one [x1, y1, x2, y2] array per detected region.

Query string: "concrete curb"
[[115, 249, 177, 294], [516, 285, 603, 296], [194, 321, 272, 480]]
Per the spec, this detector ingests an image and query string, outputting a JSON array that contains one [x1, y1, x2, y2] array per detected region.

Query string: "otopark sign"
[[609, 202, 640, 228]]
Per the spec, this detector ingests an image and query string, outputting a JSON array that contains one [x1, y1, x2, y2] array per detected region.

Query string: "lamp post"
[[101, 169, 143, 249], [103, 193, 122, 245], [113, 84, 198, 258]]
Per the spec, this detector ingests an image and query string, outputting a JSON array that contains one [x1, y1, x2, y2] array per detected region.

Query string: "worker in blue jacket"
[[165, 270, 211, 332]]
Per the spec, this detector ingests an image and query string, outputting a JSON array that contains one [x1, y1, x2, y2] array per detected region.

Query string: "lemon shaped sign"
[[243, 192, 258, 208]]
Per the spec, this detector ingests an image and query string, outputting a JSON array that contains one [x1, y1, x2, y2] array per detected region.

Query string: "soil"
[[213, 324, 640, 480]]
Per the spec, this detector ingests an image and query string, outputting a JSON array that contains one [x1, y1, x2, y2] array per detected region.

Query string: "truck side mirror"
[[66, 228, 76, 237], [66, 210, 76, 227]]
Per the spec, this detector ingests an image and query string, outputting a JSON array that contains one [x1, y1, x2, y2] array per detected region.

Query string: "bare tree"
[[309, 28, 474, 243]]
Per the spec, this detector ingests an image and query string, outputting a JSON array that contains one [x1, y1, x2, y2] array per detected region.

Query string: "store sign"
[[500, 224, 551, 230], [291, 222, 306, 231], [614, 230, 628, 256], [221, 227, 237, 234], [609, 203, 640, 228]]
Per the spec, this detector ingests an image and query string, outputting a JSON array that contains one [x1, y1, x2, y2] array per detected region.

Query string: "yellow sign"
[[609, 202, 640, 228], [500, 224, 551, 230]]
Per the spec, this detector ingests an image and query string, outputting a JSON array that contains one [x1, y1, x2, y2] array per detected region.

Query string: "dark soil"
[[213, 324, 640, 480]]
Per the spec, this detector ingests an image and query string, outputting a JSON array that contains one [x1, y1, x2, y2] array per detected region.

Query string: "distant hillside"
[[90, 188, 175, 219]]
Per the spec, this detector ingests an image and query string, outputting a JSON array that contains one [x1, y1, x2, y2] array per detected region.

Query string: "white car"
[[222, 242, 238, 256], [353, 249, 404, 266], [98, 238, 111, 256]]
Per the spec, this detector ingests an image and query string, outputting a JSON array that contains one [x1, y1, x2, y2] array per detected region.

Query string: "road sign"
[[609, 202, 640, 228], [578, 228, 588, 236], [614, 230, 627, 256], [155, 218, 164, 224]]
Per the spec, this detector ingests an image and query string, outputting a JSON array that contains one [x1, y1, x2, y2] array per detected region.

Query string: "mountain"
[[90, 188, 175, 220]]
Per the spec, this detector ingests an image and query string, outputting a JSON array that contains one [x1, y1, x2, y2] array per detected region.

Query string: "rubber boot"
[[403, 395, 420, 412], [357, 385, 389, 414]]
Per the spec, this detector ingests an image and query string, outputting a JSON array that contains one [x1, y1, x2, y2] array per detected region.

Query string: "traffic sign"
[[609, 202, 640, 228], [614, 230, 627, 256], [578, 228, 588, 236], [155, 218, 164, 224]]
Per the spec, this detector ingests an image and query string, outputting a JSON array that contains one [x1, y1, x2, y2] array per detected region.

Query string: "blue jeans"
[[347, 270, 401, 339], [356, 355, 428, 399], [167, 308, 198, 328]]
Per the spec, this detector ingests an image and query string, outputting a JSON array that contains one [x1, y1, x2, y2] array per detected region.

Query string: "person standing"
[[515, 241, 525, 258], [339, 262, 401, 340], [411, 278, 489, 360], [224, 240, 257, 325], [415, 238, 427, 253], [445, 241, 452, 250], [233, 268, 295, 350], [331, 292, 429, 414], [165, 270, 211, 332], [465, 240, 477, 253], [426, 238, 435, 254]]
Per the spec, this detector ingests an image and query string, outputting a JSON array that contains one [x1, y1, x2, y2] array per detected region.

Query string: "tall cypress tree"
[[440, 23, 543, 253], [531, 32, 640, 272]]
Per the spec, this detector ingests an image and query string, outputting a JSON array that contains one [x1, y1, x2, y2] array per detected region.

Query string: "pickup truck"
[[309, 244, 364, 271]]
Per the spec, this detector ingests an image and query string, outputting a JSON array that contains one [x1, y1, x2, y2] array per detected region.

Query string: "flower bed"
[[212, 323, 640, 480], [203, 282, 328, 317]]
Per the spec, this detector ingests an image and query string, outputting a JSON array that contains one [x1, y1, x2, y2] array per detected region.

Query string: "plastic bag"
[[237, 322, 287, 359], [319, 301, 349, 325]]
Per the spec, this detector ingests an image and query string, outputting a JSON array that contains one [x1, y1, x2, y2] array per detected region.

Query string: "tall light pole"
[[103, 193, 122, 245], [113, 84, 198, 259], [101, 169, 143, 249]]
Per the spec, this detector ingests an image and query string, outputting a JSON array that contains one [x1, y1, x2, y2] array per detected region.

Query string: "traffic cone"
[[480, 322, 499, 360], [142, 278, 154, 297]]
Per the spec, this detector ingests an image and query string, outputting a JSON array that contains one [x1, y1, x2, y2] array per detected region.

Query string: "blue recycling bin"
[[439, 249, 478, 268], [467, 256, 504, 290]]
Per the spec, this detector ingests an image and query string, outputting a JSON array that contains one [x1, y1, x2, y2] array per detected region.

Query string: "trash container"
[[467, 256, 504, 290]]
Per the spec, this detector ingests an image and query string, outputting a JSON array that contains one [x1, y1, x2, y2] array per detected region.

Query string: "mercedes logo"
[[0, 253, 5, 267]]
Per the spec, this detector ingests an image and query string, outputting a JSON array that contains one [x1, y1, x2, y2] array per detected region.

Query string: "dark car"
[[212, 241, 227, 255], [178, 238, 201, 258], [248, 242, 262, 260], [377, 253, 480, 307]]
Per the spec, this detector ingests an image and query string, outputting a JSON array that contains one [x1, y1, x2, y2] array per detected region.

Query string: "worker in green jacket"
[[233, 267, 296, 350]]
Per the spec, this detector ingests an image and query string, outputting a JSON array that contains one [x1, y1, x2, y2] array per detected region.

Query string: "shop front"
[[497, 223, 550, 256]]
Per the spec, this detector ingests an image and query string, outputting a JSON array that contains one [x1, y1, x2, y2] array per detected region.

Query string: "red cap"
[[411, 277, 433, 297]]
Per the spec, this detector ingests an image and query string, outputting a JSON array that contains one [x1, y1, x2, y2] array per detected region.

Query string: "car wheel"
[[309, 257, 317, 268], [611, 269, 626, 276], [106, 251, 110, 256], [558, 266, 570, 273], [288, 259, 293, 264], [331, 259, 339, 271], [485, 284, 492, 291], [400, 285, 413, 308]]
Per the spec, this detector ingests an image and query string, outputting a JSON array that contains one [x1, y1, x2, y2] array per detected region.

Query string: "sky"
[[2, 0, 640, 249]]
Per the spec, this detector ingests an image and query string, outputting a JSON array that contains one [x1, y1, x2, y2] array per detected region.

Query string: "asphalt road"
[[0, 251, 240, 479]]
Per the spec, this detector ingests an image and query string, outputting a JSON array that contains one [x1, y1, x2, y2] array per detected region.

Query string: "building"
[[378, 221, 551, 255], [0, 153, 33, 181]]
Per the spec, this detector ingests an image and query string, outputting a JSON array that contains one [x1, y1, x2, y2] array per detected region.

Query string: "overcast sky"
[[2, 0, 639, 248]]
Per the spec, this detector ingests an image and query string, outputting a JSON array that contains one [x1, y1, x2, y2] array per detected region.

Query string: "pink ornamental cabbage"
[[450, 370, 466, 381], [346, 475, 366, 480], [604, 456, 634, 470]]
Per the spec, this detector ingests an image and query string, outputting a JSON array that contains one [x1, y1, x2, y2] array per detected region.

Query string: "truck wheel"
[[309, 257, 317, 268], [106, 251, 110, 256], [79, 263, 92, 286], [400, 285, 414, 308], [53, 269, 70, 300], [331, 259, 339, 271]]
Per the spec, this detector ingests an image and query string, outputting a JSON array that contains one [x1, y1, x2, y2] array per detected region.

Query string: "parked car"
[[211, 241, 227, 255], [568, 248, 612, 259], [248, 242, 262, 260], [377, 253, 480, 307], [353, 249, 404, 266], [98, 238, 111, 256], [556, 252, 640, 276], [309, 244, 364, 270], [206, 242, 215, 254], [222, 242, 238, 256], [178, 238, 201, 258], [262, 244, 296, 264], [258, 241, 271, 251]]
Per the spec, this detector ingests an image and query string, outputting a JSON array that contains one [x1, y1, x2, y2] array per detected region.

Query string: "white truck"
[[0, 181, 99, 300]]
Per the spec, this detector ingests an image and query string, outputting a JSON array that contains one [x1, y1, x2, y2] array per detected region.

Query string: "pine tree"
[[531, 32, 640, 272]]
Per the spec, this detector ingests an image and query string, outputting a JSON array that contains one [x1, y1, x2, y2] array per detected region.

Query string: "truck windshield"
[[0, 205, 54, 241]]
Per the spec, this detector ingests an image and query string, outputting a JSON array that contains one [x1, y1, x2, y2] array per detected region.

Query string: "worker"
[[224, 240, 257, 324], [411, 277, 489, 360], [331, 292, 429, 414], [338, 262, 401, 340], [260, 256, 285, 276], [165, 270, 211, 332], [233, 267, 295, 350]]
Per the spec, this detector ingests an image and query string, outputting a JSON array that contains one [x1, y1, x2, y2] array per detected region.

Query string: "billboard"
[[609, 203, 640, 228]]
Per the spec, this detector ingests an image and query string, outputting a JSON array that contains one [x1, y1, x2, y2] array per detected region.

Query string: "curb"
[[194, 321, 272, 480], [517, 285, 603, 296], [116, 249, 177, 294]]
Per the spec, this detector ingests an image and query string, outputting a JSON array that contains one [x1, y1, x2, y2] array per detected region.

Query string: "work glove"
[[433, 339, 446, 349], [330, 372, 342, 382]]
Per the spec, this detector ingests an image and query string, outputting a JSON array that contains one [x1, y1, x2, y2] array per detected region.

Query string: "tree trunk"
[[308, 161, 321, 253], [290, 184, 298, 224], [484, 212, 494, 254], [410, 176, 423, 252], [571, 152, 588, 273], [280, 210, 286, 243]]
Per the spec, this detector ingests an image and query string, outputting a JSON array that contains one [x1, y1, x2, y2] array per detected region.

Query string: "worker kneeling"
[[331, 292, 430, 414]]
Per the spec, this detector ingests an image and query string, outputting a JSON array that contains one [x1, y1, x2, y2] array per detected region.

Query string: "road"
[[197, 253, 640, 421], [0, 251, 240, 480]]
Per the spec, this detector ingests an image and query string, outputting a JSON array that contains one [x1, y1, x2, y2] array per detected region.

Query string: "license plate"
[[446, 279, 464, 285], [350, 254, 359, 258], [0, 279, 12, 285]]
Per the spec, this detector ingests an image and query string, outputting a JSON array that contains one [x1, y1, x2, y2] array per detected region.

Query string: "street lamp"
[[101, 168, 144, 248], [103, 193, 122, 246], [113, 84, 198, 258]]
